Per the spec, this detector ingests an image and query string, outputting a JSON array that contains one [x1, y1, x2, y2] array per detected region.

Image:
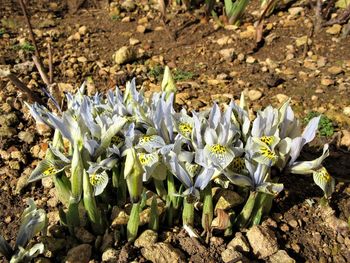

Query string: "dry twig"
[[0, 68, 42, 104]]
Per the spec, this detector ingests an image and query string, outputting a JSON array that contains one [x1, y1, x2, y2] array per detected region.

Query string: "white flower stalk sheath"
[[161, 66, 177, 100], [124, 147, 144, 203], [71, 141, 84, 202]]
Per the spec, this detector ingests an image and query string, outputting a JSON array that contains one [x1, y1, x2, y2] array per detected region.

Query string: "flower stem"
[[127, 202, 140, 241], [149, 196, 159, 231], [183, 198, 194, 226], [201, 183, 213, 232], [233, 191, 257, 229], [154, 179, 167, 201]]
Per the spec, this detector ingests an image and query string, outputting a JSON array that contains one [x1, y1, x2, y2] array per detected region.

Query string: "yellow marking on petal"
[[259, 146, 277, 161], [178, 122, 192, 136], [260, 136, 274, 146], [111, 135, 123, 145], [139, 135, 156, 144], [43, 167, 57, 176], [185, 162, 200, 176], [138, 153, 156, 166], [315, 167, 331, 182], [89, 173, 102, 186], [209, 144, 228, 155], [232, 157, 245, 172]]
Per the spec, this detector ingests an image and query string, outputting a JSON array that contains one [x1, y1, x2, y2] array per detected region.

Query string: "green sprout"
[[224, 0, 250, 25], [13, 42, 35, 53], [0, 199, 46, 263], [304, 112, 335, 137], [148, 65, 165, 82], [173, 68, 194, 81], [0, 28, 5, 37]]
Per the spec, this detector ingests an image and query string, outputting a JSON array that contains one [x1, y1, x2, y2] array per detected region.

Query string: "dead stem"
[[0, 69, 42, 104], [48, 43, 53, 84], [33, 56, 50, 86], [323, 5, 350, 26], [314, 0, 323, 33]]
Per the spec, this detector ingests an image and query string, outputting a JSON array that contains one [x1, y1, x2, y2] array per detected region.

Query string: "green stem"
[[201, 183, 213, 232], [66, 198, 80, 234], [83, 170, 104, 234], [154, 179, 167, 201], [117, 165, 127, 206], [52, 174, 71, 207], [127, 202, 140, 241], [183, 197, 194, 226], [166, 172, 176, 227], [250, 192, 274, 227], [112, 165, 119, 188], [149, 196, 159, 231], [233, 191, 257, 229]]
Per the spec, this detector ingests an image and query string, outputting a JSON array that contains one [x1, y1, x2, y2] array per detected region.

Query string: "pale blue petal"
[[290, 144, 329, 174], [194, 167, 215, 190], [302, 116, 320, 145]]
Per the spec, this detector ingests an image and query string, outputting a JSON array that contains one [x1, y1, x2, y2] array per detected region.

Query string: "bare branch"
[[19, 0, 41, 60], [0, 68, 42, 104], [48, 43, 53, 84], [33, 56, 50, 86]]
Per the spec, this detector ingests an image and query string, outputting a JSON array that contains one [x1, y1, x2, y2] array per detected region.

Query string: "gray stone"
[[246, 225, 278, 258], [74, 227, 95, 243], [78, 26, 88, 36], [65, 244, 91, 263], [219, 48, 236, 61], [221, 247, 246, 263], [248, 89, 263, 101], [214, 189, 244, 211], [227, 232, 250, 253], [112, 46, 136, 65], [121, 0, 136, 12], [102, 248, 119, 263], [18, 131, 35, 144], [268, 250, 296, 263], [134, 230, 158, 248], [141, 242, 185, 263]]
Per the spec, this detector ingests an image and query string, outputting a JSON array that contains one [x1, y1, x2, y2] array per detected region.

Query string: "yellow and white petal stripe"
[[250, 137, 278, 166], [28, 159, 65, 183], [312, 166, 335, 198], [111, 135, 124, 147], [259, 136, 278, 147], [138, 152, 158, 167], [205, 144, 234, 170], [178, 122, 193, 139], [185, 162, 200, 178], [230, 157, 246, 173], [255, 146, 278, 166], [89, 171, 109, 196], [138, 135, 165, 152]]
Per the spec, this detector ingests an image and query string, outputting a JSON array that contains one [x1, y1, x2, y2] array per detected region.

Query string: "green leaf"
[[71, 142, 84, 201], [127, 202, 140, 242], [149, 196, 159, 231]]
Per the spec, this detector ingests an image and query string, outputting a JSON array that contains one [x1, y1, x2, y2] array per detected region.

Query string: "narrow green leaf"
[[127, 202, 140, 242]]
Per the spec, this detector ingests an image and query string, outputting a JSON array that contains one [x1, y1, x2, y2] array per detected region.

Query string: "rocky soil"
[[1, 0, 350, 262]]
